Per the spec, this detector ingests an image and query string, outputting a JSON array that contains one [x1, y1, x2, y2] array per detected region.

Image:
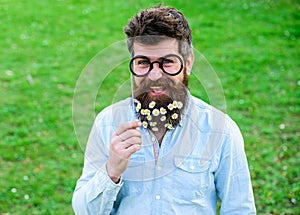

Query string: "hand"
[[106, 121, 142, 183]]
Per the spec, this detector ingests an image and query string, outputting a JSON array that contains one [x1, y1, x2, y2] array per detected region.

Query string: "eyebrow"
[[133, 55, 172, 61]]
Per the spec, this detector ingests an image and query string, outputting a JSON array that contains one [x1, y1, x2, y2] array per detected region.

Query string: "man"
[[72, 6, 256, 214]]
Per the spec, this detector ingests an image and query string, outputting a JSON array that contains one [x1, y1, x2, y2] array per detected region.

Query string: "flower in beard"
[[150, 122, 157, 127], [140, 109, 146, 115], [146, 115, 152, 121], [177, 101, 183, 109], [173, 101, 178, 108], [152, 127, 158, 132], [160, 116, 166, 121], [142, 121, 148, 128], [152, 109, 160, 117], [135, 102, 141, 112], [167, 103, 174, 110], [165, 123, 174, 130], [160, 107, 167, 115], [171, 113, 178, 120], [141, 109, 151, 116], [149, 101, 156, 109]]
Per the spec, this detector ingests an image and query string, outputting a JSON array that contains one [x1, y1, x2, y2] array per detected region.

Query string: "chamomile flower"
[[165, 123, 174, 130], [141, 109, 146, 115], [152, 108, 160, 116], [141, 109, 150, 115], [160, 115, 166, 121], [173, 101, 178, 108], [160, 107, 167, 115], [135, 102, 141, 112], [177, 101, 183, 109], [146, 115, 152, 121], [134, 99, 140, 104], [142, 121, 148, 128], [167, 103, 174, 110], [149, 101, 156, 109], [144, 109, 151, 115], [150, 122, 157, 127], [152, 127, 158, 132], [171, 113, 178, 120]]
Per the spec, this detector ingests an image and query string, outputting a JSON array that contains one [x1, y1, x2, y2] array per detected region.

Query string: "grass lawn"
[[0, 0, 299, 214]]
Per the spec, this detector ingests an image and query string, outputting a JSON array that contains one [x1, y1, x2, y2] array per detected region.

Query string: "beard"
[[133, 73, 189, 132]]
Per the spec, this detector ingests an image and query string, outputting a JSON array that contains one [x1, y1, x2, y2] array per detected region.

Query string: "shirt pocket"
[[172, 155, 210, 200]]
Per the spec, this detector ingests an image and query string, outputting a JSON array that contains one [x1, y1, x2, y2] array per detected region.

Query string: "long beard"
[[133, 75, 188, 132]]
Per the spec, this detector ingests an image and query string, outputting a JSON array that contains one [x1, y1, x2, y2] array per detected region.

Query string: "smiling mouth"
[[149, 86, 166, 96]]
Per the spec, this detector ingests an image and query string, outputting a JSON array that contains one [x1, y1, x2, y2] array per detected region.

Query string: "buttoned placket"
[[146, 131, 161, 214], [151, 135, 159, 162]]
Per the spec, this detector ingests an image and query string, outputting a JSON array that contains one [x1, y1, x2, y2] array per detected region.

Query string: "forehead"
[[133, 39, 179, 59]]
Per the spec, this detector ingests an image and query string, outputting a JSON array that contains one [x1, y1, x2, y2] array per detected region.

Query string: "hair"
[[124, 5, 193, 60]]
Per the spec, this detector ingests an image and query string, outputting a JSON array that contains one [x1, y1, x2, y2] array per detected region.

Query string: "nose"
[[148, 62, 163, 81]]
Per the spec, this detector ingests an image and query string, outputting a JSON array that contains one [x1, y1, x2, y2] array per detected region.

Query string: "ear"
[[185, 53, 194, 76]]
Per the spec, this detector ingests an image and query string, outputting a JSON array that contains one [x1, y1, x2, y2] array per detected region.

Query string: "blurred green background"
[[0, 0, 299, 214]]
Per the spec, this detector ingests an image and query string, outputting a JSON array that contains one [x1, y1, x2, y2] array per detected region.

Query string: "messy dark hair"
[[124, 5, 193, 60]]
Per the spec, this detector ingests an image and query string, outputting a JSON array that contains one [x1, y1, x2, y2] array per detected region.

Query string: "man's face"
[[132, 38, 192, 88]]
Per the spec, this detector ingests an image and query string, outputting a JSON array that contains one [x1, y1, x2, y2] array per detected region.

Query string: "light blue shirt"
[[72, 94, 256, 214]]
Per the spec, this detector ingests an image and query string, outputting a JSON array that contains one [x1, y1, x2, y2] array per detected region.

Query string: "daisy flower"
[[165, 123, 174, 130], [150, 122, 157, 127], [177, 101, 183, 109], [135, 102, 141, 112], [160, 107, 167, 115], [141, 109, 151, 115], [152, 108, 160, 116], [149, 101, 156, 109], [160, 115, 166, 121], [146, 115, 152, 121], [142, 121, 148, 128], [152, 127, 158, 132], [173, 101, 178, 108], [144, 109, 151, 115], [167, 103, 174, 110], [171, 113, 178, 120]]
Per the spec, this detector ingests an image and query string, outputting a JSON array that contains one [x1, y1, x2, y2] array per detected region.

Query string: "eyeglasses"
[[129, 54, 184, 77]]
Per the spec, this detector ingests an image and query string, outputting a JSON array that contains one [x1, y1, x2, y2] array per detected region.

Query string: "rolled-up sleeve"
[[214, 118, 256, 214]]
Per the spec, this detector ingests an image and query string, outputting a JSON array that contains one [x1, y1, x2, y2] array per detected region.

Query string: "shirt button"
[[155, 195, 161, 200], [157, 166, 162, 171], [151, 136, 156, 142], [190, 165, 195, 170]]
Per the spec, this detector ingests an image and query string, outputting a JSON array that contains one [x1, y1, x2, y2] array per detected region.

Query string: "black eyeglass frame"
[[129, 54, 184, 77]]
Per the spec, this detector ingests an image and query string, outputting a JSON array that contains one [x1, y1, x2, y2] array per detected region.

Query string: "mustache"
[[139, 77, 175, 88], [133, 76, 183, 97]]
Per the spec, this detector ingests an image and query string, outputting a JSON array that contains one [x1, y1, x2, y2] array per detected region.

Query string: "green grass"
[[1, 0, 299, 214]]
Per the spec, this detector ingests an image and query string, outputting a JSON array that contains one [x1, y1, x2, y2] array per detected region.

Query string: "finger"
[[122, 136, 142, 148], [111, 131, 142, 147], [115, 121, 141, 136], [117, 129, 141, 142], [111, 135, 142, 152], [123, 144, 141, 158]]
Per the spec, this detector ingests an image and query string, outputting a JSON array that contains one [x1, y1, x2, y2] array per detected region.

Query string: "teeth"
[[149, 86, 165, 95], [150, 86, 162, 90]]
